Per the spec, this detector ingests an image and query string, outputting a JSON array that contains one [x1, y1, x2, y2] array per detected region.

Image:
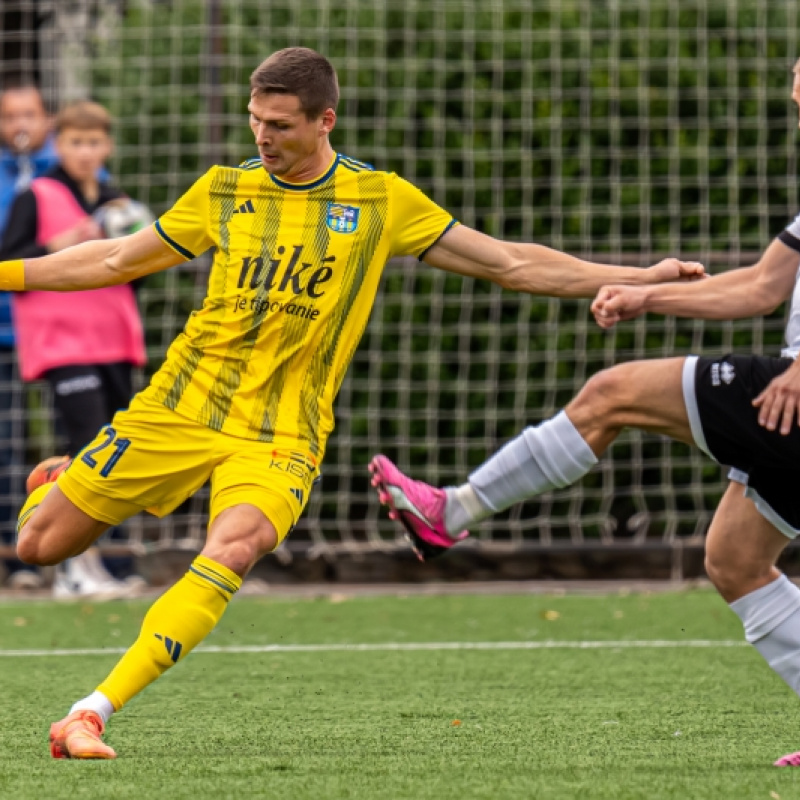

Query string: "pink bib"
[[12, 178, 146, 381]]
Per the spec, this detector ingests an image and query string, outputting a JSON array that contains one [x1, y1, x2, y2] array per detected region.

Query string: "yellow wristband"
[[0, 260, 25, 291]]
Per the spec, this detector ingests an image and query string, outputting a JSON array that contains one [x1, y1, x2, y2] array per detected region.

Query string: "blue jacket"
[[0, 136, 61, 347]]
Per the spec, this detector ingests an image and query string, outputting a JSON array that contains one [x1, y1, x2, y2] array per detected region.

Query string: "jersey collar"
[[268, 153, 339, 191]]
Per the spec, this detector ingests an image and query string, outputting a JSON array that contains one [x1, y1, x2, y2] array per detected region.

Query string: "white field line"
[[0, 640, 747, 657]]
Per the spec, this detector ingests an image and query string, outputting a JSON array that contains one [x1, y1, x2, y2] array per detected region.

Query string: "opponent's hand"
[[591, 285, 649, 329], [645, 258, 706, 283], [752, 363, 800, 435]]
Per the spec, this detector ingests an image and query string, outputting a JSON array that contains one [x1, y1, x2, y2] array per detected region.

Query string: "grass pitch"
[[1, 588, 799, 799]]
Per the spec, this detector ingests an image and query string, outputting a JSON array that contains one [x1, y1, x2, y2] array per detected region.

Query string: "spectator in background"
[[0, 79, 59, 588], [0, 99, 147, 598]]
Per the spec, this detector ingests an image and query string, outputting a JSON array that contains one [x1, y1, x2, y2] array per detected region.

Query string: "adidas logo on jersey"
[[232, 199, 255, 215]]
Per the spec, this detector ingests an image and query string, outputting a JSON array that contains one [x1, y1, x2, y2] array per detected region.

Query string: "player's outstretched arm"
[[592, 238, 800, 329], [1, 226, 185, 293], [421, 225, 704, 297]]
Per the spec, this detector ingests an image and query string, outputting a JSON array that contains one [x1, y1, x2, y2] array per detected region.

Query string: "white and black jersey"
[[777, 212, 800, 358]]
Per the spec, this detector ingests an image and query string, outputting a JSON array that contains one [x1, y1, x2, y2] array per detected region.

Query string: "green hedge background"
[[80, 1, 800, 544]]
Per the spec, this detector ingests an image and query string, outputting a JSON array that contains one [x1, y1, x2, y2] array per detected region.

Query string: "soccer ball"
[[94, 199, 155, 239]]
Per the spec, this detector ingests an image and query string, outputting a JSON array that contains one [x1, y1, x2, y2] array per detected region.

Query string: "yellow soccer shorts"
[[57, 393, 320, 544]]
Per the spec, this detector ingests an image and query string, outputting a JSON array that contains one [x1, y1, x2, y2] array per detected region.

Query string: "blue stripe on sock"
[[188, 567, 234, 599], [194, 562, 239, 593]]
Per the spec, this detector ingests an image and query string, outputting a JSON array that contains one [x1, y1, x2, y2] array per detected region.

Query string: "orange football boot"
[[49, 710, 116, 760], [26, 455, 72, 494]]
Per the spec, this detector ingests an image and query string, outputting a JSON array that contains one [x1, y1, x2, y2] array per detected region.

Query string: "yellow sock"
[[97, 555, 242, 710], [17, 482, 54, 532]]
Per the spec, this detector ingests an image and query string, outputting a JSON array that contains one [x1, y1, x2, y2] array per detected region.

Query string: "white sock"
[[445, 412, 597, 534], [445, 483, 490, 534], [69, 690, 116, 724], [729, 574, 800, 695]]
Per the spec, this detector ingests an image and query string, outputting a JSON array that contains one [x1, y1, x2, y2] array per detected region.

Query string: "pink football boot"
[[369, 455, 468, 561]]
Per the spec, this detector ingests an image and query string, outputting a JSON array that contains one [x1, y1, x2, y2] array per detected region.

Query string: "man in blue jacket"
[[0, 79, 58, 580]]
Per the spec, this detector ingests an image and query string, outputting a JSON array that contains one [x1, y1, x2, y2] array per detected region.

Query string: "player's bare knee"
[[16, 519, 57, 565], [202, 537, 259, 577], [204, 524, 278, 577], [206, 505, 280, 576], [569, 366, 628, 429]]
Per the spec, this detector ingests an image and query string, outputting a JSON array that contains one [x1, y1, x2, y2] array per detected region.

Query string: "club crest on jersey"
[[326, 203, 360, 233]]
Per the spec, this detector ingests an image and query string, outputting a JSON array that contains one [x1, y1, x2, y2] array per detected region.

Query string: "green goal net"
[[2, 0, 798, 556]]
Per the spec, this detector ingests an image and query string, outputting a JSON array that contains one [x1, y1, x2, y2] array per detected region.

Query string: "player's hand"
[[645, 258, 706, 283], [591, 285, 649, 329], [752, 364, 800, 435], [45, 217, 103, 253]]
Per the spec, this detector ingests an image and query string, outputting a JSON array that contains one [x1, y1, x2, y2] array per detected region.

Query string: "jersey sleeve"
[[778, 211, 800, 254], [153, 168, 216, 260], [388, 176, 458, 260]]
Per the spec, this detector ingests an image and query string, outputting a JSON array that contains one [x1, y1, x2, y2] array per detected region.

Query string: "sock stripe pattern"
[[188, 556, 240, 601]]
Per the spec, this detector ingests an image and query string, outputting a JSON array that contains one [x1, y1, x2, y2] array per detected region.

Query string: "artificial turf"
[[1, 589, 799, 799]]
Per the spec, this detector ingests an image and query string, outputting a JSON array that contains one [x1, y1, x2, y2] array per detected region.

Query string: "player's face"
[[248, 92, 335, 179], [55, 128, 112, 183], [0, 88, 51, 154]]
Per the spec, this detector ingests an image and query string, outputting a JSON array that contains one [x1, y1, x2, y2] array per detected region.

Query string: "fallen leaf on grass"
[[451, 720, 461, 726]]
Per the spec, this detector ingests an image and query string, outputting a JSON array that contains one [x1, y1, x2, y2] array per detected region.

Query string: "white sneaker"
[[52, 549, 140, 600], [7, 569, 44, 590]]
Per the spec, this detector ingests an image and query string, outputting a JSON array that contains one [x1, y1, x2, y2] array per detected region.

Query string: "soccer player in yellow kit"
[[1, 48, 703, 759]]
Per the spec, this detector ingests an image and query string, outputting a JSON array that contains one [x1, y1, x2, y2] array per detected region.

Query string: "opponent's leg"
[[372, 357, 693, 560], [704, 483, 800, 766], [60, 504, 276, 758]]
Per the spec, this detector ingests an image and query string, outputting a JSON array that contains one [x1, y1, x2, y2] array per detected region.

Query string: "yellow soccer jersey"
[[147, 152, 457, 455]]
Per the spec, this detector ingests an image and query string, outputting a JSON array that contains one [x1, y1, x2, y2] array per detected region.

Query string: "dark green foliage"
[[87, 2, 799, 542]]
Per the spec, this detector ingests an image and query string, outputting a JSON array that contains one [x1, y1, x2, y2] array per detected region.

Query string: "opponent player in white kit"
[[371, 58, 800, 766]]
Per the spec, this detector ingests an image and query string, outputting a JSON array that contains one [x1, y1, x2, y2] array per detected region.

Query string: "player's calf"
[[203, 503, 281, 577]]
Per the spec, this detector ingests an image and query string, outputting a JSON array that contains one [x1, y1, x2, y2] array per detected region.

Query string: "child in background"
[[0, 100, 147, 598]]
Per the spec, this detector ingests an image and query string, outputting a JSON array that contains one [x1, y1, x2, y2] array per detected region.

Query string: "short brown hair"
[[250, 47, 339, 119], [54, 100, 112, 135]]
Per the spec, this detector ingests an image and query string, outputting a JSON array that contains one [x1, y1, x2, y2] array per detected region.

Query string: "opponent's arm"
[[591, 239, 800, 328], [2, 226, 185, 292], [751, 357, 800, 436], [421, 225, 704, 297]]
